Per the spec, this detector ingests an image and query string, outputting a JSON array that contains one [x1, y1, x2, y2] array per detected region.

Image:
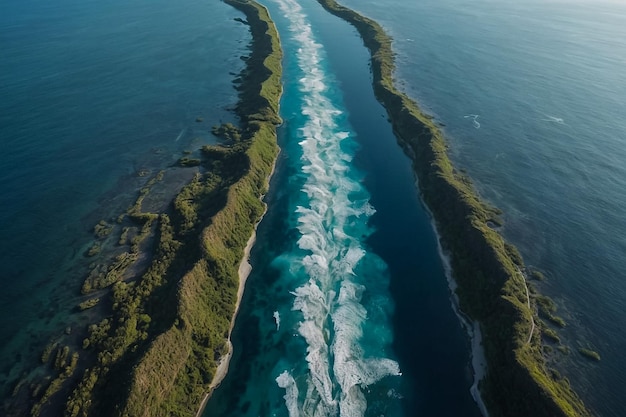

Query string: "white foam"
[[298, 319, 335, 405], [274, 311, 281, 331], [291, 281, 329, 321], [274, 0, 400, 414], [276, 371, 301, 417], [339, 386, 367, 417]]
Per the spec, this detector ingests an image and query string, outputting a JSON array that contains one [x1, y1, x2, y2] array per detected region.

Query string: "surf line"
[[273, 0, 400, 416]]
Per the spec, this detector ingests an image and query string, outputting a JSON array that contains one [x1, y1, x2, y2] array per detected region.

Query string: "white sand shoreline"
[[195, 149, 280, 417], [194, 229, 257, 417]]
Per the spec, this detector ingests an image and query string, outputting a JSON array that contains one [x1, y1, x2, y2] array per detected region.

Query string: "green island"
[[315, 0, 592, 416], [6, 1, 282, 416]]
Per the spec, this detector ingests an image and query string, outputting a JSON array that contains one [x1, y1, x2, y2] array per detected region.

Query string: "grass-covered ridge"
[[8, 1, 283, 416], [315, 0, 591, 416], [119, 1, 282, 416]]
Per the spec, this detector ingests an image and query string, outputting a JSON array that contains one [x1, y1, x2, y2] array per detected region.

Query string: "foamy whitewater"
[[272, 0, 400, 415]]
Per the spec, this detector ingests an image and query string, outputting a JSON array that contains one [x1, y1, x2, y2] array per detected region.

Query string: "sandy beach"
[[194, 228, 257, 417], [195, 143, 280, 417]]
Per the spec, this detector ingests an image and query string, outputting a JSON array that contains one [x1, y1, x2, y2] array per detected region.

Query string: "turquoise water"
[[339, 0, 626, 415], [0, 0, 248, 400]]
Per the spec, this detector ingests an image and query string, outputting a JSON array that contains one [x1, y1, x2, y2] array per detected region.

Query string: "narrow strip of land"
[[119, 2, 283, 415]]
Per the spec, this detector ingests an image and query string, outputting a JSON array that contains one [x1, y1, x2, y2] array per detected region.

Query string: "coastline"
[[426, 200, 490, 417], [194, 1, 284, 408], [124, 0, 284, 415], [195, 145, 280, 417], [469, 322, 489, 417], [186, 0, 284, 415], [315, 0, 591, 416], [194, 227, 257, 417]]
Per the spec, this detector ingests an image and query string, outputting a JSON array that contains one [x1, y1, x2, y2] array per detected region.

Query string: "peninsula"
[[315, 0, 591, 416]]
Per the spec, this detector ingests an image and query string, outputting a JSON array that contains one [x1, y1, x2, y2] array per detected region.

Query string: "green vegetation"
[[548, 315, 567, 328], [81, 251, 138, 294], [536, 294, 557, 313], [53, 346, 71, 371], [93, 220, 112, 238], [85, 242, 101, 257], [315, 0, 591, 416], [119, 3, 282, 415], [78, 298, 100, 311], [118, 227, 130, 245], [212, 122, 242, 142], [41, 342, 58, 364], [31, 350, 79, 417], [558, 345, 571, 355], [536, 295, 567, 327], [578, 348, 600, 362], [177, 157, 201, 167], [530, 269, 545, 281], [542, 327, 561, 344], [125, 170, 165, 221], [79, 171, 168, 295]]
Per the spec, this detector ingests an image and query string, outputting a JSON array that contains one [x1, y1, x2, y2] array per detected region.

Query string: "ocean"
[[1, 0, 624, 416]]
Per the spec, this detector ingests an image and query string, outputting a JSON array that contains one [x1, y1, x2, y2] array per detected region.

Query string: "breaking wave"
[[273, 0, 400, 415]]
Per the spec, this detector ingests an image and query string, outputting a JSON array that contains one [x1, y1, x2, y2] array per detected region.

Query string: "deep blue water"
[[0, 0, 248, 397], [339, 0, 626, 415]]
